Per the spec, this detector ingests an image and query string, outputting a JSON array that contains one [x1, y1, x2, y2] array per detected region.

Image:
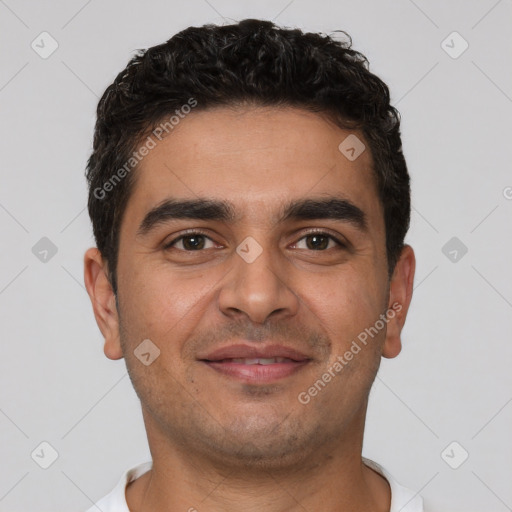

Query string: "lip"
[[198, 343, 312, 384], [199, 344, 311, 362]]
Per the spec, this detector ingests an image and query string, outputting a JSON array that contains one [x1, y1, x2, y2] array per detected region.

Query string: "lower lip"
[[202, 361, 309, 383]]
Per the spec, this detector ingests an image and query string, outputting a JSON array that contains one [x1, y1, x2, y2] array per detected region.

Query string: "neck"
[[126, 409, 391, 512]]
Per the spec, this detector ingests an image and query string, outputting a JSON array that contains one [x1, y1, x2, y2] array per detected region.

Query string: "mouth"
[[198, 344, 312, 383]]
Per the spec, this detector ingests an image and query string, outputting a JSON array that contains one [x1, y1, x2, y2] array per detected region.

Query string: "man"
[[83, 18, 419, 511]]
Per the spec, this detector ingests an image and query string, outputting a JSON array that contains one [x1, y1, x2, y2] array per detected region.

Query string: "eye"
[[164, 230, 344, 252], [164, 232, 216, 251], [294, 232, 344, 251]]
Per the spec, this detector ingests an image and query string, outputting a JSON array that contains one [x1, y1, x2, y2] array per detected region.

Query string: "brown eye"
[[165, 233, 215, 251], [305, 234, 329, 250], [295, 233, 343, 251], [181, 235, 206, 250]]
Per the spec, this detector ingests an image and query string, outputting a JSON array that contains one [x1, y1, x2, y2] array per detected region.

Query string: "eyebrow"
[[137, 196, 367, 236]]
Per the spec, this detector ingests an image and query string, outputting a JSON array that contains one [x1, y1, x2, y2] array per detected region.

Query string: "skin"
[[84, 106, 415, 512]]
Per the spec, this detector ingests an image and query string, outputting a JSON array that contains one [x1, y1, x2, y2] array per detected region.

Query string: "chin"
[[196, 415, 322, 470]]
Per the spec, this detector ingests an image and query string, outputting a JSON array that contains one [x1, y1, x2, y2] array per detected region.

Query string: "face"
[[85, 106, 415, 470]]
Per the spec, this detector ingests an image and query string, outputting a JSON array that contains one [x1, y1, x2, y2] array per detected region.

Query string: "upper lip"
[[199, 344, 311, 362]]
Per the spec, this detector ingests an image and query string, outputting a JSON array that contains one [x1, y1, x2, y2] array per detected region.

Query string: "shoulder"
[[362, 457, 424, 512], [83, 461, 152, 512]]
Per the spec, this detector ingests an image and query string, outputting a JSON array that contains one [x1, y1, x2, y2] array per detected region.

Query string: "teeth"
[[228, 357, 290, 365]]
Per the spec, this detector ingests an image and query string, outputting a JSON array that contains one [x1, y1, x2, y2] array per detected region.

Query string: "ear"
[[382, 244, 416, 359], [83, 247, 123, 360]]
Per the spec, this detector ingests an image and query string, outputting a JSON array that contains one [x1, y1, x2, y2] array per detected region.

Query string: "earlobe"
[[382, 245, 416, 359], [83, 248, 124, 360]]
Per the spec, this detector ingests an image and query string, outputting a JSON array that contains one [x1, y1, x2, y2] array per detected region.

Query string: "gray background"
[[1, 0, 511, 511]]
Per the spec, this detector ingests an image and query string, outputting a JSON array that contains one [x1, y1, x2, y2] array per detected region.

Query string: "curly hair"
[[86, 18, 410, 294]]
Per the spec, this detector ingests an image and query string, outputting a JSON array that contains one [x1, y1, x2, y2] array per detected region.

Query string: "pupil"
[[184, 235, 204, 250], [307, 235, 328, 250]]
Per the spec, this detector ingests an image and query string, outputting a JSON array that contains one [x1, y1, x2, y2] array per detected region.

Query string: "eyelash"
[[163, 229, 346, 251]]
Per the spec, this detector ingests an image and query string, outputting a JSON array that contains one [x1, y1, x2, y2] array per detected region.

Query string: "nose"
[[218, 237, 300, 325]]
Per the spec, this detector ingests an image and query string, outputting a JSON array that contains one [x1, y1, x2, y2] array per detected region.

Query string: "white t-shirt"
[[85, 457, 423, 512]]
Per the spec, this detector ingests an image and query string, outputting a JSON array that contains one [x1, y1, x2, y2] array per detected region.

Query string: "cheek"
[[117, 264, 217, 353], [310, 267, 386, 339]]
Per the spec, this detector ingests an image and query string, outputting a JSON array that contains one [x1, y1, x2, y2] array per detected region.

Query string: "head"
[[84, 19, 415, 470]]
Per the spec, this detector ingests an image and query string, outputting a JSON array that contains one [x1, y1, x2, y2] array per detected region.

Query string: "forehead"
[[124, 106, 382, 227]]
